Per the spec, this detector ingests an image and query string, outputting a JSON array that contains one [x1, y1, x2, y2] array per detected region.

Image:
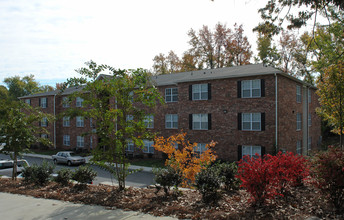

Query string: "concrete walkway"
[[0, 192, 176, 220], [23, 153, 154, 172]]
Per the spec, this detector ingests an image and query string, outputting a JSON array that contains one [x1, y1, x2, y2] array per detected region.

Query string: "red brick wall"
[[152, 75, 276, 161]]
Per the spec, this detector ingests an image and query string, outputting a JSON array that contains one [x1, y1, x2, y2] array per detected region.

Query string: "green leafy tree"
[[254, 0, 343, 36], [3, 75, 54, 100], [0, 102, 53, 180], [317, 61, 344, 149], [64, 60, 163, 190]]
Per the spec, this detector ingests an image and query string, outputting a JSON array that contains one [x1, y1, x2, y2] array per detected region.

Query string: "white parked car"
[[52, 151, 86, 166], [0, 159, 30, 177]]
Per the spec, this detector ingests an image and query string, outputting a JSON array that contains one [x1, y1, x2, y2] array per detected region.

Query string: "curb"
[[23, 153, 153, 173]]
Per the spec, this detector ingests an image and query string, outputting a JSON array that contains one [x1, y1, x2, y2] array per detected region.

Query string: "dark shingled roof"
[[19, 64, 314, 98]]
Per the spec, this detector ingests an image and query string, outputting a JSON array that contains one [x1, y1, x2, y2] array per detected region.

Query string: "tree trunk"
[[12, 152, 17, 181]]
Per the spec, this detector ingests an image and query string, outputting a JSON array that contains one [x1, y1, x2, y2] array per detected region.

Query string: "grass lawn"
[[29, 148, 61, 156], [128, 158, 165, 168]]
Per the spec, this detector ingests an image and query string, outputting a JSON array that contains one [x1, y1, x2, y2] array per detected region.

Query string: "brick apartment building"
[[19, 64, 321, 161]]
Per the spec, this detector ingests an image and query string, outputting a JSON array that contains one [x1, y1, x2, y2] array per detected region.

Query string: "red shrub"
[[237, 152, 309, 205]]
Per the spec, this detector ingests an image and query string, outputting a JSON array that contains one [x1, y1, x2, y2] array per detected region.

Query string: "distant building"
[[20, 64, 321, 161]]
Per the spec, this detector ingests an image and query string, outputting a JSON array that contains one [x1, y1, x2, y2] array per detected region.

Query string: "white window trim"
[[165, 88, 178, 103], [63, 116, 70, 127], [144, 115, 154, 129], [165, 114, 178, 129], [242, 145, 262, 159], [63, 135, 70, 146], [242, 79, 261, 98], [192, 84, 208, 101], [77, 136, 84, 148], [76, 97, 84, 107], [41, 117, 48, 127], [40, 97, 47, 108], [242, 113, 261, 131], [194, 143, 206, 154], [76, 116, 84, 127], [63, 97, 70, 108], [192, 114, 208, 130], [143, 140, 154, 154], [126, 140, 134, 152]]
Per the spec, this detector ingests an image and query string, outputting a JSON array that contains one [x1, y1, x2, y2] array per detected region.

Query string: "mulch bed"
[[0, 178, 342, 219]]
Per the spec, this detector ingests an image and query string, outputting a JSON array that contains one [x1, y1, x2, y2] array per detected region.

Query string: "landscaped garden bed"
[[0, 177, 342, 219]]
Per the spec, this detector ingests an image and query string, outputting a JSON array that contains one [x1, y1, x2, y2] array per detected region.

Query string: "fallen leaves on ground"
[[0, 178, 342, 219]]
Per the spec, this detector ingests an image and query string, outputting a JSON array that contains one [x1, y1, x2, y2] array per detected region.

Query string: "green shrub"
[[21, 161, 54, 186], [153, 166, 182, 196], [55, 168, 73, 186], [213, 162, 239, 191], [195, 167, 221, 204], [72, 165, 97, 190]]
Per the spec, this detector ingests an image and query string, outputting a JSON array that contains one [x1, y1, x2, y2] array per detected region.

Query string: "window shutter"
[[189, 85, 192, 100], [237, 81, 241, 98], [208, 83, 211, 100], [261, 79, 265, 97], [238, 113, 242, 130], [261, 146, 265, 157], [238, 145, 242, 161], [208, 114, 212, 130], [189, 114, 193, 130], [261, 112, 265, 131], [39, 121, 41, 127]]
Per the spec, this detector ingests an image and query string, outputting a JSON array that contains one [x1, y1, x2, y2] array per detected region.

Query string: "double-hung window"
[[144, 115, 154, 128], [76, 97, 83, 107], [296, 85, 302, 103], [63, 135, 70, 146], [308, 89, 311, 103], [76, 116, 84, 127], [242, 145, 262, 159], [77, 136, 84, 147], [241, 79, 261, 98], [126, 140, 134, 152], [40, 97, 47, 108], [191, 114, 209, 130], [194, 143, 206, 155], [41, 134, 48, 139], [308, 115, 311, 126], [165, 88, 178, 102], [242, 113, 261, 131], [165, 114, 178, 129], [41, 117, 48, 127], [143, 140, 154, 154], [62, 97, 70, 108], [126, 115, 133, 127], [308, 137, 312, 151], [25, 99, 31, 105], [63, 116, 70, 127], [192, 84, 208, 100], [296, 113, 302, 130]]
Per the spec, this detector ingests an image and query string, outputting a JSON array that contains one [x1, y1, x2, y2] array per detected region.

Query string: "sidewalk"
[[0, 192, 176, 220], [23, 153, 153, 172]]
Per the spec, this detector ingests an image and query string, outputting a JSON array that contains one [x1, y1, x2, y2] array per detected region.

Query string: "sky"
[[0, 0, 274, 87]]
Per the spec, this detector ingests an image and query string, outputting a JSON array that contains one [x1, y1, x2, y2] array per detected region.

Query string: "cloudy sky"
[[0, 0, 272, 87]]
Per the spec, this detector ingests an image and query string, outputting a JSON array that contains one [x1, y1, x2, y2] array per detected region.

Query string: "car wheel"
[[53, 159, 57, 164], [67, 161, 72, 166]]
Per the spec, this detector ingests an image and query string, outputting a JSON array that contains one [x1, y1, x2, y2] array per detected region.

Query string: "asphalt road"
[[0, 154, 156, 188]]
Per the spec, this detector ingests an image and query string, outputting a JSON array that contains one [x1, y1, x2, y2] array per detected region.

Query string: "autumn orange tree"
[[317, 60, 344, 149], [154, 132, 217, 186]]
